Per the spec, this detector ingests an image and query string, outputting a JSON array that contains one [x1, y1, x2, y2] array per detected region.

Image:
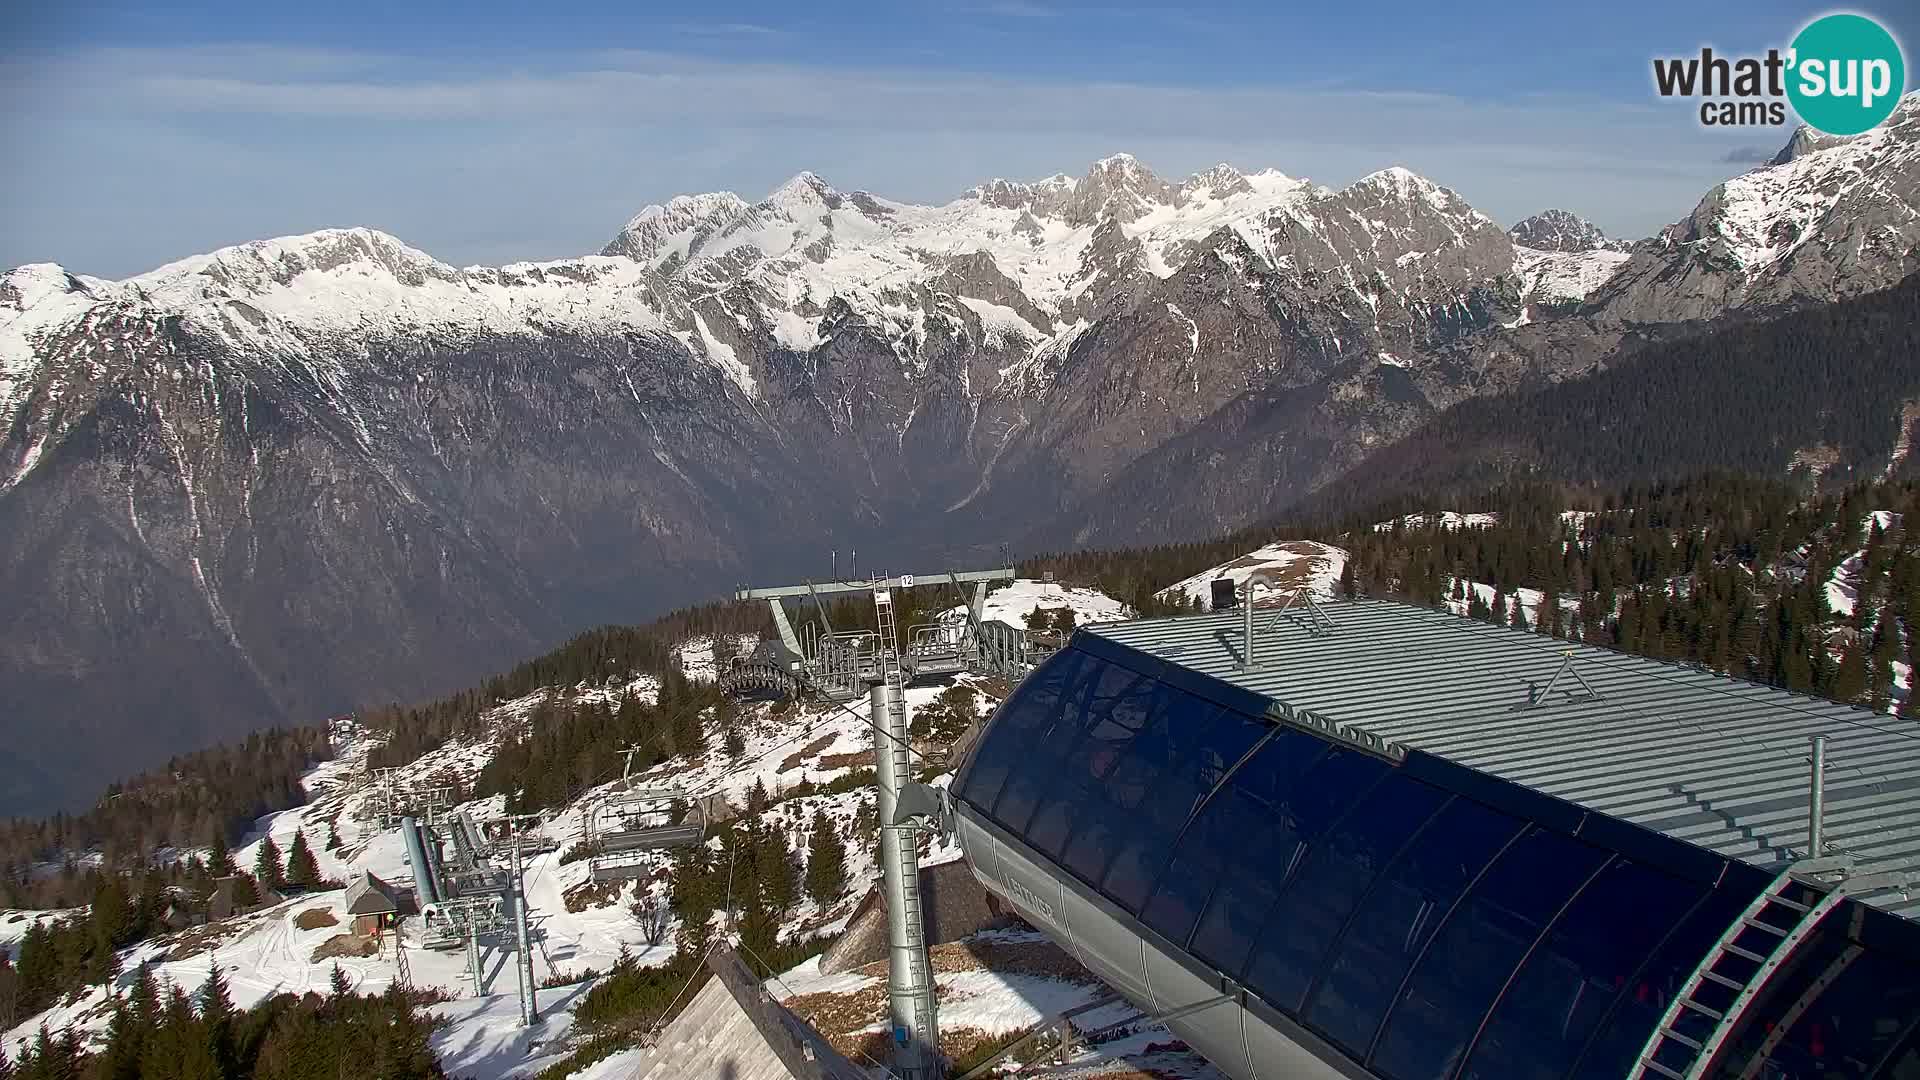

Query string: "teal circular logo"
[[1787, 13, 1907, 136]]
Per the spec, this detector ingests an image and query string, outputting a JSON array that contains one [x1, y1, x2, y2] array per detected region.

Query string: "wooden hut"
[[345, 871, 402, 936]]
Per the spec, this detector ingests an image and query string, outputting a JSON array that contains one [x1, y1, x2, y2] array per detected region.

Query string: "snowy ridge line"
[[0, 139, 1673, 444]]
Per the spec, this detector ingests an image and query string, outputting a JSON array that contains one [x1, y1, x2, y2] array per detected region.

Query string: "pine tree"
[[747, 779, 769, 816], [230, 872, 261, 911], [285, 830, 321, 890], [254, 836, 284, 893], [26, 1028, 59, 1080], [325, 822, 343, 852], [1870, 607, 1900, 711], [1541, 583, 1564, 638], [735, 892, 781, 975], [206, 831, 235, 878], [756, 826, 798, 914], [102, 996, 146, 1080], [1340, 561, 1358, 599], [669, 702, 706, 759], [1510, 595, 1530, 631], [15, 924, 57, 1016], [1832, 637, 1869, 704], [198, 962, 237, 1080], [129, 964, 160, 1030], [804, 810, 847, 904], [329, 964, 351, 1001]]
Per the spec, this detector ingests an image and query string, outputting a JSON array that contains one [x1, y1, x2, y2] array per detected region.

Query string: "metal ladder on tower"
[[873, 576, 907, 707], [1632, 857, 1910, 1080]]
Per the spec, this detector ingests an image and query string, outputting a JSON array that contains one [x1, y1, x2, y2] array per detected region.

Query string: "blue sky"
[[4, 0, 1914, 278]]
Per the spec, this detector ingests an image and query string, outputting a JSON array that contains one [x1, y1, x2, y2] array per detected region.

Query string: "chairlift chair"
[[586, 748, 710, 881]]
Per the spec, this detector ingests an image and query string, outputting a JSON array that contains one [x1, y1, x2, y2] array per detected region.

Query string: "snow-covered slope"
[[0, 589, 1131, 1073], [1157, 541, 1349, 607], [969, 579, 1135, 626]]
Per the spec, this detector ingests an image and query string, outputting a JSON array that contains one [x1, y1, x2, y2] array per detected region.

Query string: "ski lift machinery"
[[585, 748, 708, 882]]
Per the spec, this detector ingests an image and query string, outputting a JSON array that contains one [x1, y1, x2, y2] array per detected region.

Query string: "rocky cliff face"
[[4, 94, 1919, 813]]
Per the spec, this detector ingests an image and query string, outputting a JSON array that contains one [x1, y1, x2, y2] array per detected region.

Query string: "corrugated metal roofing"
[[1085, 597, 1920, 920]]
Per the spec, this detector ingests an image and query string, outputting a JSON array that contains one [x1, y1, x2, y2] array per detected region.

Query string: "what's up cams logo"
[[1653, 12, 1907, 136]]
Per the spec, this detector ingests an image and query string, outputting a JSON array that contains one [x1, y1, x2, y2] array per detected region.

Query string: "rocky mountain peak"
[[147, 227, 460, 296], [967, 178, 1036, 210], [765, 170, 841, 212], [1, 264, 91, 317], [1509, 209, 1623, 252], [1184, 163, 1252, 199], [1062, 153, 1176, 224], [604, 191, 751, 263], [1352, 166, 1436, 194], [1655, 91, 1920, 277], [1772, 91, 1920, 165]]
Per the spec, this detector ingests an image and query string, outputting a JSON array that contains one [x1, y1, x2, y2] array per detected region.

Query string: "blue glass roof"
[[951, 635, 1920, 1080]]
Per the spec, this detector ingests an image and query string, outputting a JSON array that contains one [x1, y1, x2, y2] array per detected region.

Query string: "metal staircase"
[[1632, 858, 1906, 1080]]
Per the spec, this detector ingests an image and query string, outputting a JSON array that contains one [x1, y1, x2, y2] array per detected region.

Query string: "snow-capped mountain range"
[[3, 93, 1918, 816]]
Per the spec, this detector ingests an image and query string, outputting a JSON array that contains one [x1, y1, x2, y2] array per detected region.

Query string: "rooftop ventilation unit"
[[1209, 578, 1238, 611]]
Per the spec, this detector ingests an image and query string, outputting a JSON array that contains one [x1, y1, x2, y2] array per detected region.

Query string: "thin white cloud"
[[670, 22, 784, 36], [2, 43, 1771, 276], [101, 45, 1686, 151], [976, 1, 1060, 16]]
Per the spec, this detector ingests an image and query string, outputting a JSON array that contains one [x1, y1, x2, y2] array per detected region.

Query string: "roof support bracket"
[[1522, 649, 1602, 710]]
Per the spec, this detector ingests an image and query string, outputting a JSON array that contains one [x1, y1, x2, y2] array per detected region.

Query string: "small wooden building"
[[345, 871, 402, 936]]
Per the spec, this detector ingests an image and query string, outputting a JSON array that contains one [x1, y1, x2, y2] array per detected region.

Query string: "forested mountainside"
[[1341, 477, 1920, 703], [1285, 272, 1920, 520], [0, 603, 766, 883], [2, 963, 447, 1080], [1039, 472, 1920, 709], [5, 98, 1918, 816], [0, 729, 329, 892]]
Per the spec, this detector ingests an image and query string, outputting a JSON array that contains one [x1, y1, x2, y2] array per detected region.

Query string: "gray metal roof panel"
[[1084, 598, 1920, 920]]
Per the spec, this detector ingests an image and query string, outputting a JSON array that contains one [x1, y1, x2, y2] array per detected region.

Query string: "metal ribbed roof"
[[1085, 597, 1920, 920]]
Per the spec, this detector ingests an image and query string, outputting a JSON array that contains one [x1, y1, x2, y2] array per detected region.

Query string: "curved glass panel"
[[990, 651, 1134, 834], [1571, 874, 1765, 1078], [1717, 933, 1920, 1079], [1370, 827, 1608, 1080], [1139, 776, 1258, 947], [1304, 794, 1524, 1059], [1187, 744, 1380, 975], [1459, 858, 1704, 1080], [1018, 659, 1157, 853], [1242, 772, 1448, 1013], [951, 636, 1920, 1080], [954, 646, 1090, 812], [1874, 1020, 1920, 1080], [1097, 689, 1259, 913]]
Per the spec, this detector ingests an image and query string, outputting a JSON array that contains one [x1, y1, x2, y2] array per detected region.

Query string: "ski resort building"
[[948, 598, 1920, 1080], [345, 871, 403, 936]]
